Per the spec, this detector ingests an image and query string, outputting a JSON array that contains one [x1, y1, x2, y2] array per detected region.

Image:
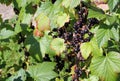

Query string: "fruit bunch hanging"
[[48, 2, 99, 81]]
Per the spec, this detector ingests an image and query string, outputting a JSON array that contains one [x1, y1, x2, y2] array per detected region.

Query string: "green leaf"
[[62, 0, 80, 9], [80, 42, 92, 59], [90, 51, 120, 81], [80, 38, 102, 59], [39, 32, 56, 57], [107, 52, 120, 72], [96, 25, 111, 47], [51, 38, 66, 54], [88, 9, 106, 19], [21, 12, 33, 25], [0, 15, 2, 22], [0, 0, 12, 5], [35, 0, 70, 29], [0, 28, 14, 39], [90, 38, 103, 57], [70, 0, 80, 9], [16, 0, 27, 8], [108, 0, 119, 11], [110, 26, 119, 42], [6, 69, 26, 81], [36, 13, 50, 31], [24, 35, 42, 62], [82, 75, 99, 81], [35, 1, 53, 16], [14, 7, 25, 34], [62, 0, 71, 8], [106, 15, 117, 25], [27, 62, 58, 81], [2, 40, 23, 68]]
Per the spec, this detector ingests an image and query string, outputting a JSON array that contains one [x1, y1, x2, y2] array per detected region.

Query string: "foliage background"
[[0, 0, 120, 81]]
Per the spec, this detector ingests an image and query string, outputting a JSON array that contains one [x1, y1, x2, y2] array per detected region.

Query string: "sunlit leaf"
[[96, 25, 111, 47], [108, 0, 119, 11], [88, 9, 106, 19], [82, 75, 99, 81], [27, 62, 58, 81], [90, 38, 103, 57], [110, 26, 119, 42], [16, 0, 27, 8], [62, 0, 71, 8], [56, 12, 69, 27], [90, 51, 120, 81], [0, 28, 14, 39], [80, 38, 102, 59], [80, 42, 92, 59], [39, 32, 56, 57], [62, 0, 80, 9], [51, 38, 66, 54], [70, 0, 80, 8]]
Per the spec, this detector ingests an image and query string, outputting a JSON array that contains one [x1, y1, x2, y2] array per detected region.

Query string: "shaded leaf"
[[0, 15, 2, 22], [6, 69, 26, 81], [24, 35, 42, 62]]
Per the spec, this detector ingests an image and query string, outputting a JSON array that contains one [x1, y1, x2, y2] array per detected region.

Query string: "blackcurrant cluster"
[[72, 65, 83, 81], [22, 49, 30, 70], [43, 54, 51, 62], [18, 32, 25, 44], [54, 55, 64, 72], [48, 2, 99, 81], [51, 0, 56, 4]]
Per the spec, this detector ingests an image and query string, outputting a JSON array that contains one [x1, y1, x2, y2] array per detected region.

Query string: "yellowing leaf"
[[56, 12, 69, 27], [80, 42, 92, 59], [50, 38, 66, 54], [55, 78, 64, 81], [33, 29, 44, 37], [36, 13, 50, 31], [80, 38, 102, 59], [62, 0, 71, 8], [70, 65, 76, 75], [70, 0, 80, 8]]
